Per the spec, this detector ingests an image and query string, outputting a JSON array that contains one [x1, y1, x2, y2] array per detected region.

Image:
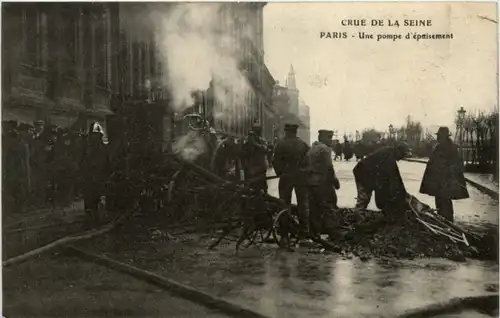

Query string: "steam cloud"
[[121, 3, 258, 161], [172, 131, 208, 162], [154, 3, 254, 123]]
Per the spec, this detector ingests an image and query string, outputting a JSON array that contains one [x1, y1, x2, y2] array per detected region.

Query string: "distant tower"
[[286, 64, 297, 89], [285, 64, 299, 115]]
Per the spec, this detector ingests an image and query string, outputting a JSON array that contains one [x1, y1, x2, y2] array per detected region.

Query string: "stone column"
[[82, 4, 95, 110], [2, 4, 23, 101], [46, 3, 63, 102]]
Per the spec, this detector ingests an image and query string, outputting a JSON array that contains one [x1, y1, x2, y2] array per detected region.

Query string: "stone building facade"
[[2, 3, 120, 132], [298, 100, 311, 145], [209, 3, 276, 140], [3, 2, 275, 145]]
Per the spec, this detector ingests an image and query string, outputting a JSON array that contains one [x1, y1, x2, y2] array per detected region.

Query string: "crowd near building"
[[2, 2, 312, 212]]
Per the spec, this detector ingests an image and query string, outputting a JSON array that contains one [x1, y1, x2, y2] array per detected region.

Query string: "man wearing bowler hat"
[[307, 129, 340, 238], [273, 123, 311, 238], [420, 126, 469, 222]]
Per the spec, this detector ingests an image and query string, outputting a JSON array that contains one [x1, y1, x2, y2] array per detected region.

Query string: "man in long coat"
[[273, 124, 310, 234], [243, 124, 269, 192], [307, 130, 340, 237], [334, 140, 343, 161], [353, 141, 411, 213], [343, 139, 354, 161], [419, 127, 469, 222], [3, 121, 28, 214], [80, 122, 111, 227]]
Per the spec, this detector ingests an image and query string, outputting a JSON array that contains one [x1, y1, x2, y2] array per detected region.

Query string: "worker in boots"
[[243, 123, 269, 193], [307, 130, 340, 239], [353, 141, 411, 214], [273, 124, 310, 245], [80, 122, 111, 229], [419, 127, 469, 222]]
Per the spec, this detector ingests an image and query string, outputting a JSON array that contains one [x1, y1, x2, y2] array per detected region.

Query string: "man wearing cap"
[[307, 129, 340, 237], [242, 123, 269, 192], [353, 141, 411, 213], [3, 121, 28, 213], [273, 124, 310, 235], [419, 127, 469, 222]]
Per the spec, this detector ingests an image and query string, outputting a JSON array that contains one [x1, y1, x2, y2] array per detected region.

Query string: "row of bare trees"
[[455, 110, 498, 175], [358, 110, 498, 179]]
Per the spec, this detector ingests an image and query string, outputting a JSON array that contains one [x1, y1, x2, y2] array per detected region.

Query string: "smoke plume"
[[120, 3, 257, 161], [172, 130, 208, 162], [153, 3, 254, 123]]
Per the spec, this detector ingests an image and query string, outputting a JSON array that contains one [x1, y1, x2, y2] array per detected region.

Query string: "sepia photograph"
[[2, 1, 499, 317]]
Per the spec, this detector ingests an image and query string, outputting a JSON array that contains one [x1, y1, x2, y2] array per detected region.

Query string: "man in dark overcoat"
[[343, 139, 354, 161], [243, 123, 269, 192], [419, 127, 469, 222], [2, 121, 28, 213], [273, 124, 310, 234], [80, 122, 111, 227], [307, 130, 340, 238], [353, 141, 411, 213], [334, 140, 343, 161]]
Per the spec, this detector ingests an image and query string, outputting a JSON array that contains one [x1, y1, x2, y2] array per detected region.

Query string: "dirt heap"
[[316, 208, 498, 262]]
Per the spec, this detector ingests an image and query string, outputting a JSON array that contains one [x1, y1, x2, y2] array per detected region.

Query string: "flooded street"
[[135, 160, 497, 317], [272, 160, 499, 227], [5, 161, 498, 317]]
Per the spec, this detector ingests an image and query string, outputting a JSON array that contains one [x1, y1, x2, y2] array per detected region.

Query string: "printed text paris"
[[341, 19, 433, 27]]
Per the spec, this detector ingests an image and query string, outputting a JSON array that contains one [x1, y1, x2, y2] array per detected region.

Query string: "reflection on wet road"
[[78, 160, 498, 318], [156, 160, 499, 318], [268, 160, 499, 227], [149, 240, 498, 318]]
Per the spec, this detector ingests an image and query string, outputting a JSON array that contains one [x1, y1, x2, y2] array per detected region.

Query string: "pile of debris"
[[169, 157, 496, 262], [309, 196, 498, 262]]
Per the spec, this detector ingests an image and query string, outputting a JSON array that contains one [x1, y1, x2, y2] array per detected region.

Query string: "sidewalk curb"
[[396, 294, 498, 317], [403, 158, 499, 200], [66, 246, 271, 318]]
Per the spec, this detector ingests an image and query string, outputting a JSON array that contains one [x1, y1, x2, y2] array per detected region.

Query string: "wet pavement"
[[80, 230, 498, 318], [78, 158, 499, 318], [272, 160, 499, 228], [4, 160, 498, 318], [3, 255, 232, 318]]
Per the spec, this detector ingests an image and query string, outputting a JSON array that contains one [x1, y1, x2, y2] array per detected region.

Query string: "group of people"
[[2, 120, 87, 213], [333, 139, 399, 162], [244, 123, 469, 245], [2, 119, 114, 227]]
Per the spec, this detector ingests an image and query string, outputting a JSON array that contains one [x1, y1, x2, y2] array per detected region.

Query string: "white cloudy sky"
[[263, 2, 498, 137]]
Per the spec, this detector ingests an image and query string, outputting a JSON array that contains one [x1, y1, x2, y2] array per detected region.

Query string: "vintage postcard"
[[2, 1, 499, 317]]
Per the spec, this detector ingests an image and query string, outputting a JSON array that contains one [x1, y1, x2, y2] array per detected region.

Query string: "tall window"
[[21, 7, 47, 68], [62, 8, 80, 76], [119, 32, 130, 97], [131, 42, 142, 97], [94, 9, 109, 87]]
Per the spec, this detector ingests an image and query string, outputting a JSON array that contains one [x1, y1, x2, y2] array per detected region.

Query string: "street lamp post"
[[457, 107, 467, 162]]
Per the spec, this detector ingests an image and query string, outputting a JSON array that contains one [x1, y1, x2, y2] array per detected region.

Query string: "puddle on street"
[[135, 236, 498, 318], [83, 161, 498, 318]]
